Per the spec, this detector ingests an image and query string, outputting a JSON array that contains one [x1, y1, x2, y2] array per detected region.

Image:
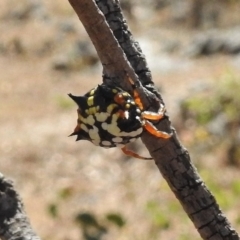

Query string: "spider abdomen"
[[69, 84, 143, 148]]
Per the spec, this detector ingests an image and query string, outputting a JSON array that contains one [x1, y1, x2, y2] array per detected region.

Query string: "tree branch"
[[68, 0, 239, 239], [0, 173, 41, 240], [68, 0, 135, 83], [68, 0, 156, 110]]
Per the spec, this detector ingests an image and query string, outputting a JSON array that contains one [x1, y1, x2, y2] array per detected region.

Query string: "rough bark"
[[68, 0, 240, 239], [0, 173, 41, 240]]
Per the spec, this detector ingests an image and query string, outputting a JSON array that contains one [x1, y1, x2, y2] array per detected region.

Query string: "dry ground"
[[1, 1, 240, 240]]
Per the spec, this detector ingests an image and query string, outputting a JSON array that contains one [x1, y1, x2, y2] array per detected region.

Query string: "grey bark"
[[68, 0, 240, 239], [0, 173, 41, 240]]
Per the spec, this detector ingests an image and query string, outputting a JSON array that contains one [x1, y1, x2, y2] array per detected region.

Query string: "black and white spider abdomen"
[[69, 84, 143, 148]]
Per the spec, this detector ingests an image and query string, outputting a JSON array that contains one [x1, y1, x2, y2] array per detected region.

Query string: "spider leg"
[[126, 75, 171, 140], [143, 120, 171, 139], [142, 104, 166, 121], [142, 111, 163, 120], [121, 145, 152, 160], [126, 76, 144, 110]]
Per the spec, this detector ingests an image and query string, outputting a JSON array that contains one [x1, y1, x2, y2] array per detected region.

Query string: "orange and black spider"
[[69, 77, 171, 160]]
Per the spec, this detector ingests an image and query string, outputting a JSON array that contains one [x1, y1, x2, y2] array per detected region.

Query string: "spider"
[[69, 77, 171, 160]]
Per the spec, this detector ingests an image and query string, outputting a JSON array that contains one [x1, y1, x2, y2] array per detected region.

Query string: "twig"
[[68, 0, 239, 239]]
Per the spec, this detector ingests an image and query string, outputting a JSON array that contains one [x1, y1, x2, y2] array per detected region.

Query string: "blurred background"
[[1, 0, 240, 239]]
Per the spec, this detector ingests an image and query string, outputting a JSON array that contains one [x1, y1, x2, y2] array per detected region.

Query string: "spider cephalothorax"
[[69, 79, 171, 160]]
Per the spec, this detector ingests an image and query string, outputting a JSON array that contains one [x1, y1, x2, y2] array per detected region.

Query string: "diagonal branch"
[[68, 0, 156, 110], [68, 0, 136, 83], [68, 0, 239, 239], [95, 0, 158, 97]]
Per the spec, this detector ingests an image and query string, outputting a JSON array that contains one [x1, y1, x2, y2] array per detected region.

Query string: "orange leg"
[[126, 75, 171, 140], [142, 111, 163, 120], [142, 104, 165, 120], [143, 120, 171, 139], [132, 90, 143, 110], [126, 75, 144, 110], [121, 145, 152, 160]]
